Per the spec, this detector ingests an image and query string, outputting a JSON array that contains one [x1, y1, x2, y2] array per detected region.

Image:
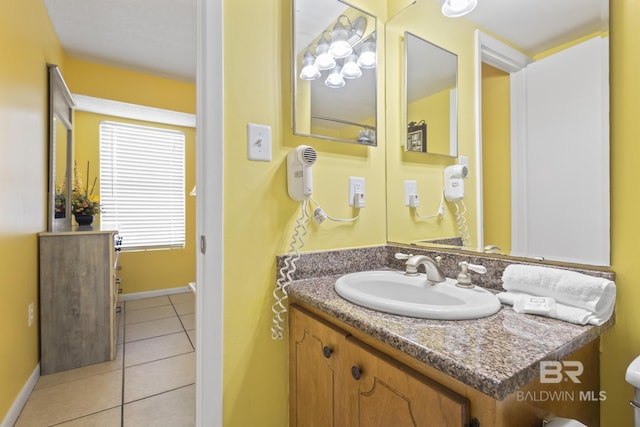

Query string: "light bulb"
[[314, 37, 336, 71], [357, 40, 376, 69], [325, 66, 345, 88], [328, 21, 352, 59], [341, 54, 362, 79], [299, 51, 320, 80]]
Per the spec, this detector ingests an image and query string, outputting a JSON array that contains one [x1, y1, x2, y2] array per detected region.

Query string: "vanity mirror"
[[47, 64, 74, 231], [404, 32, 457, 157], [292, 0, 377, 145], [385, 0, 609, 267]]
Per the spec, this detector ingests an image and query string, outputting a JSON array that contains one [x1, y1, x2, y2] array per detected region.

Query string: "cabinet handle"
[[322, 346, 333, 359], [351, 366, 362, 380]]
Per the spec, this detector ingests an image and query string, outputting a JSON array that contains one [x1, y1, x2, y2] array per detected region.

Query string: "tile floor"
[[15, 292, 196, 427]]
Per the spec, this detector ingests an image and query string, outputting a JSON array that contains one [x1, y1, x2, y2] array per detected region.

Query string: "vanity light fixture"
[[300, 15, 375, 88], [441, 0, 477, 17], [314, 31, 336, 71], [328, 15, 353, 59], [300, 50, 321, 80], [341, 54, 362, 79], [325, 65, 346, 88]]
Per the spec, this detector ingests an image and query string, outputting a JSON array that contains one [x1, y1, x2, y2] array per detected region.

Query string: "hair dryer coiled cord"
[[454, 200, 471, 247], [271, 199, 310, 340]]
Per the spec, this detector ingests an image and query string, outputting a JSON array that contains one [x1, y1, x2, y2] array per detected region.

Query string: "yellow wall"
[[63, 59, 197, 294], [64, 58, 195, 114], [222, 0, 387, 424], [481, 63, 511, 254], [386, 0, 478, 246], [408, 88, 452, 155], [602, 1, 640, 425], [0, 0, 64, 420]]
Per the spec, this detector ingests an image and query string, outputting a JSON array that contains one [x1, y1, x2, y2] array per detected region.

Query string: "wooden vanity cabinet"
[[291, 301, 601, 427], [290, 306, 469, 427], [39, 230, 119, 375]]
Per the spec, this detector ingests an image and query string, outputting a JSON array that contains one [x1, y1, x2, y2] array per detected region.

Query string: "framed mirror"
[[405, 32, 458, 157], [292, 0, 377, 145], [47, 64, 74, 231]]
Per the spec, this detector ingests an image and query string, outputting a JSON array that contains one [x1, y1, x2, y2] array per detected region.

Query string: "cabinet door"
[[290, 306, 348, 427], [344, 337, 469, 427]]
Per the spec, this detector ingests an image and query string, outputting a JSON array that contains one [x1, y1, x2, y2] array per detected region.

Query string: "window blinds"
[[100, 121, 185, 251]]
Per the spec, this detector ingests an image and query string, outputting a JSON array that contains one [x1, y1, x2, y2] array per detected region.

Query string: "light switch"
[[247, 123, 272, 162]]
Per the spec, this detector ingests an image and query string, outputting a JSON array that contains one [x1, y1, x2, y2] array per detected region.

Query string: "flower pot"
[[74, 213, 94, 226]]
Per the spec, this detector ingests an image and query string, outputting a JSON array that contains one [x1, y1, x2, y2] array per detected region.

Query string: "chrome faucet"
[[404, 255, 446, 284]]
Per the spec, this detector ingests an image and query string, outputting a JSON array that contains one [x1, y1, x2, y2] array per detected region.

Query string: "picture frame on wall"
[[407, 120, 427, 152]]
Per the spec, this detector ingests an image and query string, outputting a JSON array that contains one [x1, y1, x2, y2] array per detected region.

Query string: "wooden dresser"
[[38, 229, 120, 375]]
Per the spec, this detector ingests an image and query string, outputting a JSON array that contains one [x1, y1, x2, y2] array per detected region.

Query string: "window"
[[100, 121, 185, 251]]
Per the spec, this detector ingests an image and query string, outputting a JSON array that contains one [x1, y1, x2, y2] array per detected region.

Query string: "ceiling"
[[434, 0, 608, 56], [43, 0, 196, 83], [43, 0, 607, 86]]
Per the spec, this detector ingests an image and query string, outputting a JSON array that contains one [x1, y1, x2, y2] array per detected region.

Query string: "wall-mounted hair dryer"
[[444, 164, 468, 202], [287, 145, 317, 201]]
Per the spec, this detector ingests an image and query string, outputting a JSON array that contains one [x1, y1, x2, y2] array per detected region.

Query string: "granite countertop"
[[288, 273, 614, 400]]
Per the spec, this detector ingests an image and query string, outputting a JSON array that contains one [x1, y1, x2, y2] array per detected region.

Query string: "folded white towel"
[[497, 292, 598, 325], [501, 264, 615, 317]]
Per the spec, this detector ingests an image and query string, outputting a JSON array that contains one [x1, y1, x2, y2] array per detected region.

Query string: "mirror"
[[405, 32, 458, 156], [293, 0, 378, 145], [385, 0, 609, 266], [47, 64, 74, 231]]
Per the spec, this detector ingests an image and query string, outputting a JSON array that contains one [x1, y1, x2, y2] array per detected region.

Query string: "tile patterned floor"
[[15, 292, 196, 427]]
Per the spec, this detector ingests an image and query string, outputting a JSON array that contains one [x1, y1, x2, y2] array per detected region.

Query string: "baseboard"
[[119, 285, 192, 301], [1, 363, 40, 427]]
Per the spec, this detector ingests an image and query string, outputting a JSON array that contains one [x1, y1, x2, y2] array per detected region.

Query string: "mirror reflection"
[[293, 0, 377, 145], [47, 64, 74, 231], [405, 32, 457, 156], [385, 0, 609, 266], [54, 116, 68, 218]]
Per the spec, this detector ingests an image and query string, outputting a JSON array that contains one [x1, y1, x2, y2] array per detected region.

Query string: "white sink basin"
[[335, 270, 501, 320]]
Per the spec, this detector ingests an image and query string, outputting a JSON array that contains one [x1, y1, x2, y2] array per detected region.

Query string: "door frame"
[[195, 0, 224, 425], [473, 30, 531, 253]]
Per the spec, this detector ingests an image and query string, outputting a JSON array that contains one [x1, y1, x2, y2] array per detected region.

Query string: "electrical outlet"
[[348, 176, 365, 207], [28, 302, 34, 327], [404, 180, 418, 206]]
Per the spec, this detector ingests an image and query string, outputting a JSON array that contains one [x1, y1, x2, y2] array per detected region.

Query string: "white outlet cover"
[[247, 123, 272, 162], [404, 180, 417, 206], [348, 176, 365, 207]]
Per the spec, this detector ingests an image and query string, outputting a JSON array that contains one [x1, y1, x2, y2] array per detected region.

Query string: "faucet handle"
[[467, 262, 487, 274], [456, 261, 487, 288], [394, 252, 413, 260]]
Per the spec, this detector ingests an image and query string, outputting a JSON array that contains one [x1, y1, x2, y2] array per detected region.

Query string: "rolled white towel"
[[501, 264, 615, 315], [497, 292, 597, 325]]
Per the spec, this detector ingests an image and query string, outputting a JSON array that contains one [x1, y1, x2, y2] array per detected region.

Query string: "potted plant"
[[71, 161, 100, 226]]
